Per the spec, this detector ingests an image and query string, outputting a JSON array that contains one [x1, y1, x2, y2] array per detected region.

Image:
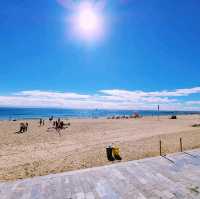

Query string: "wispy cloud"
[[100, 87, 200, 97], [186, 101, 200, 105], [0, 87, 199, 110], [15, 90, 90, 99]]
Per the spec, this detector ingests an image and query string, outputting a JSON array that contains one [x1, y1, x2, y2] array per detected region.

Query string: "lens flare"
[[77, 6, 99, 35], [69, 1, 105, 43]]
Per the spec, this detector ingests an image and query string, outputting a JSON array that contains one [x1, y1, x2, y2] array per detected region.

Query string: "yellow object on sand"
[[113, 147, 119, 155], [112, 146, 122, 160]]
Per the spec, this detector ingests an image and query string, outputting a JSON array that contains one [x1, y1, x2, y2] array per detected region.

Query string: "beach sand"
[[0, 115, 200, 181]]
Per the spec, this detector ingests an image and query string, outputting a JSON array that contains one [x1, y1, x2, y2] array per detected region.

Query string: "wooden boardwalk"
[[1, 149, 200, 199]]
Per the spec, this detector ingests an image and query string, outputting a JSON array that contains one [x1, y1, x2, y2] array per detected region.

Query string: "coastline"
[[0, 107, 199, 121], [0, 114, 200, 181]]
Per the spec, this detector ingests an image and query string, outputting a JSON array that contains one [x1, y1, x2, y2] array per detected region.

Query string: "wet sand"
[[0, 115, 200, 181]]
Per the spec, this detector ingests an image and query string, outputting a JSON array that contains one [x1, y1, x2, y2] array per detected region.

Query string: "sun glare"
[[69, 1, 105, 43], [78, 6, 99, 34]]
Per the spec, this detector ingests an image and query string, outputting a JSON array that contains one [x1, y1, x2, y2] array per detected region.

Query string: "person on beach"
[[42, 120, 45, 126], [39, 119, 42, 126], [19, 123, 25, 133], [60, 121, 64, 129], [25, 122, 28, 132], [55, 119, 61, 136], [57, 118, 61, 128], [52, 118, 68, 136], [49, 116, 53, 122], [55, 121, 58, 129]]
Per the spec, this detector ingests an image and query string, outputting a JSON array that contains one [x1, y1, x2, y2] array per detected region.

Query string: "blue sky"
[[0, 0, 200, 110]]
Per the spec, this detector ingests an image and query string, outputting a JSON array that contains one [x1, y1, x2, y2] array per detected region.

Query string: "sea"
[[0, 107, 199, 120]]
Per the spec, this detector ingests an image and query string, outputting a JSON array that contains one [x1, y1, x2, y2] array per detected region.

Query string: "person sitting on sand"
[[19, 123, 25, 133]]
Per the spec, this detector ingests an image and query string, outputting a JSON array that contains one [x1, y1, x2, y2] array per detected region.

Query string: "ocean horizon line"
[[0, 107, 199, 120], [0, 106, 200, 112]]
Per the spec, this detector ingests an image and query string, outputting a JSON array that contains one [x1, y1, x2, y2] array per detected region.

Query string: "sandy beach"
[[0, 115, 200, 181]]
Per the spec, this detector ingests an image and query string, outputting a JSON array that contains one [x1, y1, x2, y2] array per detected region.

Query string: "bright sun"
[[69, 1, 105, 42], [78, 6, 99, 34]]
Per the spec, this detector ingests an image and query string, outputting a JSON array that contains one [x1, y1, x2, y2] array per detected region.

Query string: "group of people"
[[39, 119, 45, 126], [17, 117, 70, 135], [18, 122, 28, 133], [107, 113, 142, 120], [51, 118, 71, 136], [53, 118, 67, 130]]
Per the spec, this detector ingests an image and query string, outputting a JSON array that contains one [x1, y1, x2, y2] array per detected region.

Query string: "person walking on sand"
[[42, 120, 45, 126]]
